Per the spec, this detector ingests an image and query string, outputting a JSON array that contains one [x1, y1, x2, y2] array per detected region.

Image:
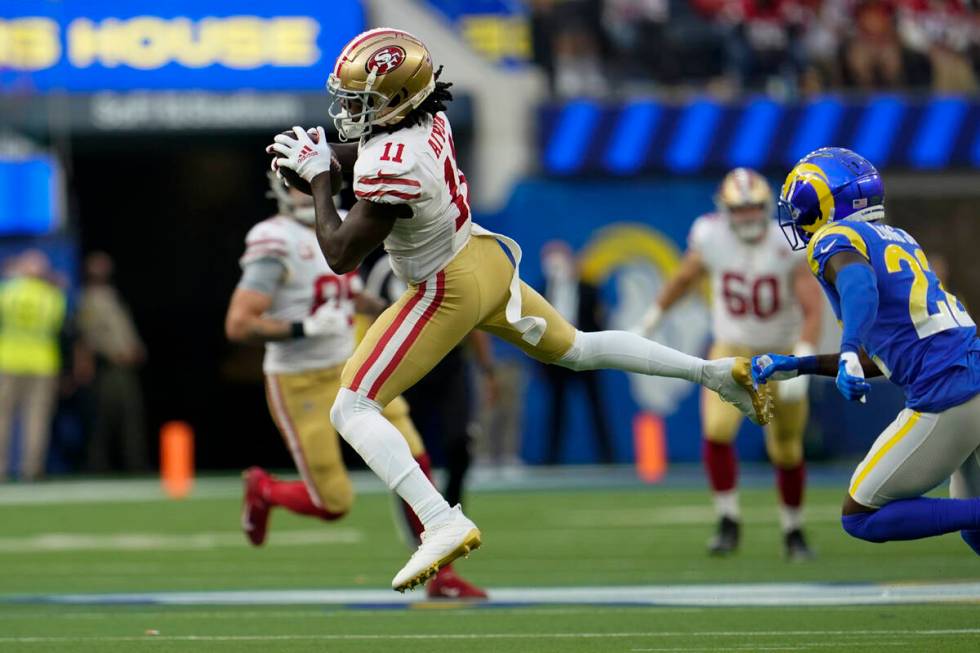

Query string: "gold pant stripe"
[[265, 374, 324, 509], [849, 411, 921, 497]]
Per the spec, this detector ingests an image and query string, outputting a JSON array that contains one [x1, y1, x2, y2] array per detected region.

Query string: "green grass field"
[[1, 473, 978, 651]]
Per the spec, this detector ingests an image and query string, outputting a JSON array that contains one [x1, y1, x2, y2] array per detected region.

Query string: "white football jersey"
[[353, 111, 472, 284], [689, 213, 804, 351], [240, 215, 362, 374]]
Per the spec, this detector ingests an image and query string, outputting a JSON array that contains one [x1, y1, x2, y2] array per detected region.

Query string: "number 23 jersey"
[[352, 111, 472, 285], [808, 220, 980, 412], [689, 213, 804, 351], [241, 215, 362, 375]]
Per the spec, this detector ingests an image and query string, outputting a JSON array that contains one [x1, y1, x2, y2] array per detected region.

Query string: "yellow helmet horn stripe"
[[782, 162, 836, 235]]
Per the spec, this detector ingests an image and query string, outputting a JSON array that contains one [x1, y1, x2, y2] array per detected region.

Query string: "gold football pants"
[[701, 342, 808, 468], [341, 235, 577, 406], [265, 364, 423, 513]]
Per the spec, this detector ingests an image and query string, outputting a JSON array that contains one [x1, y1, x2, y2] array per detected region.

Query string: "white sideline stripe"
[[0, 630, 977, 644], [0, 529, 361, 553], [16, 582, 980, 607]]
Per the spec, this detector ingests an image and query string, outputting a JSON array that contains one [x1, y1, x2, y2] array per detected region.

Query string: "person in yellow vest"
[[0, 250, 67, 481]]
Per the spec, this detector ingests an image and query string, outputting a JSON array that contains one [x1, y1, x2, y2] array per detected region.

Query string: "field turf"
[[0, 472, 978, 651]]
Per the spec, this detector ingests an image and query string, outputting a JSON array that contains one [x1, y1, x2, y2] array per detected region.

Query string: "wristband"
[[797, 356, 820, 374], [290, 322, 305, 339]]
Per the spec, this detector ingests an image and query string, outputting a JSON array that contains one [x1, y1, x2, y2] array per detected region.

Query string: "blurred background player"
[[635, 168, 823, 560], [77, 252, 149, 474], [363, 252, 499, 509], [0, 250, 67, 481], [224, 175, 486, 598], [540, 240, 613, 464]]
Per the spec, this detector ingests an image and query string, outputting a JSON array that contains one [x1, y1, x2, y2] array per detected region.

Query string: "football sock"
[[841, 496, 980, 543], [780, 506, 803, 532], [714, 491, 739, 520], [398, 454, 433, 543], [704, 440, 737, 489], [332, 388, 452, 529], [777, 464, 806, 531], [264, 479, 344, 520], [960, 530, 980, 555], [558, 330, 704, 382], [703, 440, 739, 519]]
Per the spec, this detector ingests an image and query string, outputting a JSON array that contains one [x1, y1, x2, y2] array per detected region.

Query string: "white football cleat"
[[703, 357, 773, 426], [392, 505, 481, 593]]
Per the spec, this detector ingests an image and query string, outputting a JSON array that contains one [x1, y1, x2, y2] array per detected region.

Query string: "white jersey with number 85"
[[241, 215, 362, 374], [689, 213, 804, 351]]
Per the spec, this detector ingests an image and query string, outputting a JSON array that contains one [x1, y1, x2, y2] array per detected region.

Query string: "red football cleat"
[[242, 466, 271, 547], [426, 564, 488, 600]]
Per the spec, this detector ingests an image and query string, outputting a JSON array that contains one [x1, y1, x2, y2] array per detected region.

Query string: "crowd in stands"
[[529, 0, 980, 97]]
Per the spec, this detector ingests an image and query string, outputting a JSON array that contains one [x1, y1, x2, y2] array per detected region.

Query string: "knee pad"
[[330, 387, 381, 442]]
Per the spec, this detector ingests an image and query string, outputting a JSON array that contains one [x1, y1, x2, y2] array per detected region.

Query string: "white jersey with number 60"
[[353, 111, 472, 284], [241, 215, 362, 374], [689, 213, 804, 351]]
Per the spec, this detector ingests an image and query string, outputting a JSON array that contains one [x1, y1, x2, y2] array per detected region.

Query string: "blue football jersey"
[[807, 219, 980, 413]]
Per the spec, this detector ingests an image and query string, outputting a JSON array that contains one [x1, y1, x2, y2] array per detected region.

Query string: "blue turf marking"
[[544, 101, 600, 174], [850, 96, 905, 167], [603, 100, 662, 174], [909, 97, 968, 169], [728, 98, 782, 169], [665, 99, 722, 173]]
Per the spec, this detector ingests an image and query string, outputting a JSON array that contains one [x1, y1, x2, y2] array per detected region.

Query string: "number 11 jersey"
[[689, 213, 805, 352], [353, 111, 472, 285]]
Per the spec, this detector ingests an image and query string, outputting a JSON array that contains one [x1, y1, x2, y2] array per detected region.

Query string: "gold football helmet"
[[327, 28, 436, 142], [715, 167, 774, 243]]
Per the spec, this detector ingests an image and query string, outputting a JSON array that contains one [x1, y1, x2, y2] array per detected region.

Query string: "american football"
[[274, 128, 343, 196]]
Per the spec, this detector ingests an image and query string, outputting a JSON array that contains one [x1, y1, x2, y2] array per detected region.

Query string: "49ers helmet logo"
[[365, 46, 406, 75]]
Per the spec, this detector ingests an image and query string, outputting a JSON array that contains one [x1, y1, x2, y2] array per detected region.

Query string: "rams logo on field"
[[365, 46, 405, 74], [579, 224, 710, 415]]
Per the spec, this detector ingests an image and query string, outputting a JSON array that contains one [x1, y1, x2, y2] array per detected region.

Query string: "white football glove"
[[268, 126, 333, 183], [776, 342, 815, 402], [632, 305, 663, 337], [302, 302, 347, 337]]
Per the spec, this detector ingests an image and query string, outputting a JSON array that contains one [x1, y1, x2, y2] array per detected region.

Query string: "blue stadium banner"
[[0, 156, 62, 236], [0, 0, 365, 92], [541, 95, 980, 174]]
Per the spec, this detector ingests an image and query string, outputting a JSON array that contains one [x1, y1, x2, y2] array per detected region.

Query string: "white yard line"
[[0, 529, 361, 553], [0, 630, 976, 644], [9, 582, 980, 607]]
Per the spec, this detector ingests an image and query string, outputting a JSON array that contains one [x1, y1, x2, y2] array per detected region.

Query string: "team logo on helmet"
[[365, 46, 406, 74]]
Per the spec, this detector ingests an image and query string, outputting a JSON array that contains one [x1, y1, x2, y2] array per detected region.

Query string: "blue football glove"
[[836, 351, 870, 403], [751, 354, 800, 385]]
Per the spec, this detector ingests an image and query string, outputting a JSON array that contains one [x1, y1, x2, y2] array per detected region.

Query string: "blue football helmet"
[[777, 147, 885, 250]]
